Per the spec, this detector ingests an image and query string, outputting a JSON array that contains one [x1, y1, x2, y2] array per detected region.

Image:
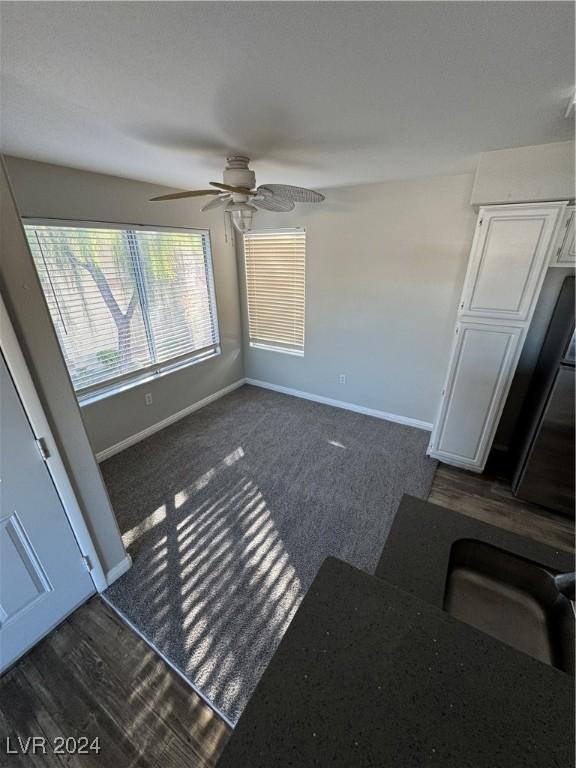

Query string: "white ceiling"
[[1, 2, 573, 191]]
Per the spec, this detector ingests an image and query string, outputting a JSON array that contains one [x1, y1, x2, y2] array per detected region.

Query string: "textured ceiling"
[[1, 1, 573, 190]]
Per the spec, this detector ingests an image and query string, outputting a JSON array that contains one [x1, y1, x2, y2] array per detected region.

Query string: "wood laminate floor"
[[1, 463, 573, 767], [428, 464, 574, 553], [0, 598, 230, 767]]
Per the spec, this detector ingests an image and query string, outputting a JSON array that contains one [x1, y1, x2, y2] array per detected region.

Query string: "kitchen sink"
[[444, 539, 575, 673]]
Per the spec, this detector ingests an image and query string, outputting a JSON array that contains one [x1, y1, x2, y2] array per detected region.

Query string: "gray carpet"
[[102, 385, 437, 724]]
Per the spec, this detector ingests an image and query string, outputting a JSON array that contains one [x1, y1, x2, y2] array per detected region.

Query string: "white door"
[[429, 322, 523, 471], [460, 204, 565, 322], [0, 352, 94, 672]]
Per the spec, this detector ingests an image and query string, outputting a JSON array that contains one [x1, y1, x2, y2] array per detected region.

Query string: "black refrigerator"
[[512, 277, 575, 517]]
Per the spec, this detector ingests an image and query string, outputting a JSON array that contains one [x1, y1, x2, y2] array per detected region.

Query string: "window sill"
[[78, 347, 221, 407], [249, 342, 304, 357]]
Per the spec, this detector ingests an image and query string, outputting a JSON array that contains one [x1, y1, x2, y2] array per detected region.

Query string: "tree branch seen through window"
[[25, 223, 220, 396]]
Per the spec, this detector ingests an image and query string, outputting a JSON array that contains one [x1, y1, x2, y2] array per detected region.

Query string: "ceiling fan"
[[150, 155, 324, 232]]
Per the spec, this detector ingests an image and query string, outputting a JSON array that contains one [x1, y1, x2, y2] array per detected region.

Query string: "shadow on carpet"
[[102, 385, 437, 724]]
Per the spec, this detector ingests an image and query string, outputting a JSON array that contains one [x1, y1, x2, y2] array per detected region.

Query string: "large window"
[[24, 221, 220, 398], [243, 229, 305, 355]]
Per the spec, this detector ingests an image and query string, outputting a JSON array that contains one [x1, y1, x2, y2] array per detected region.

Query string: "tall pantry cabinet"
[[428, 202, 570, 471]]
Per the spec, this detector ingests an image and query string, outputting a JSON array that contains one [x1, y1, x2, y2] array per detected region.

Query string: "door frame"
[[0, 292, 107, 591]]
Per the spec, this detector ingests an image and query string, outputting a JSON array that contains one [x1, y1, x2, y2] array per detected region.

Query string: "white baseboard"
[[95, 379, 247, 462], [96, 376, 432, 462], [245, 378, 433, 431], [104, 553, 133, 588]]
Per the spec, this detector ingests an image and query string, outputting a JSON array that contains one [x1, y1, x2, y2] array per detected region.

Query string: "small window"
[[243, 229, 305, 355], [24, 221, 220, 398]]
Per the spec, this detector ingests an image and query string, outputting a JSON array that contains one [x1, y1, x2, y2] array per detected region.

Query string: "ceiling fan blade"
[[150, 189, 220, 201], [253, 196, 295, 212], [201, 194, 230, 212], [210, 181, 256, 195], [257, 184, 325, 203]]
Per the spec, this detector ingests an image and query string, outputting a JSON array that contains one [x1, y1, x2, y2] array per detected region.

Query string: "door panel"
[[0, 512, 51, 624], [461, 205, 564, 321], [430, 323, 523, 470], [0, 353, 94, 672]]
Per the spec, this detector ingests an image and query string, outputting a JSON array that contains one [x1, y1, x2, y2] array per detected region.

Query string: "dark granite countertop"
[[217, 555, 574, 767], [376, 495, 574, 606]]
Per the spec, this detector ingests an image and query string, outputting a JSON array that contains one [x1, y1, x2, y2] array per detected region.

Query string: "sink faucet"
[[554, 572, 575, 601]]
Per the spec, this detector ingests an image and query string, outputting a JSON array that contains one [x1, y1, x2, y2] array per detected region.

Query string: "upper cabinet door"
[[459, 204, 566, 322]]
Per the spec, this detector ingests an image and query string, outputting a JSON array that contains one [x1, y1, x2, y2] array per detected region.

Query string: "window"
[[24, 221, 220, 398], [243, 229, 305, 355]]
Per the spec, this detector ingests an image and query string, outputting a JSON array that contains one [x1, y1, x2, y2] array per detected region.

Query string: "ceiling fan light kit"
[[227, 200, 257, 233], [150, 155, 325, 232]]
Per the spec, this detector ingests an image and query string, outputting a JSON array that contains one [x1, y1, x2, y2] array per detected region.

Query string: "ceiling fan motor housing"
[[224, 155, 255, 190]]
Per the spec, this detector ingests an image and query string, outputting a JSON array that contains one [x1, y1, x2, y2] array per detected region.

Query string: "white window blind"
[[243, 230, 305, 354], [24, 222, 219, 396]]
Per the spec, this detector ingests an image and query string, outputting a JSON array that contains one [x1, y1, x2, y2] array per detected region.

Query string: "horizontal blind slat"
[[244, 231, 305, 352], [25, 223, 220, 393]]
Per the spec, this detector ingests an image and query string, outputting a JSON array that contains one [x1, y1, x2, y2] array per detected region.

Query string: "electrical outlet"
[[338, 374, 346, 385], [145, 392, 153, 406]]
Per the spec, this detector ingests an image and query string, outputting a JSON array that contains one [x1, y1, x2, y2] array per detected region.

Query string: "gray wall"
[[5, 157, 244, 455], [240, 173, 477, 425], [0, 159, 125, 575], [7, 155, 565, 465]]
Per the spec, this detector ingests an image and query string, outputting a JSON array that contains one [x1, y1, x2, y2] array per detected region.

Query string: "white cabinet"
[[430, 202, 567, 472], [550, 206, 575, 267], [459, 204, 566, 321], [430, 323, 523, 470]]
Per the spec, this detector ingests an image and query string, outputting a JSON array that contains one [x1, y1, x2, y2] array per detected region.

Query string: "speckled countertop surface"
[[217, 554, 574, 767], [376, 495, 574, 605]]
